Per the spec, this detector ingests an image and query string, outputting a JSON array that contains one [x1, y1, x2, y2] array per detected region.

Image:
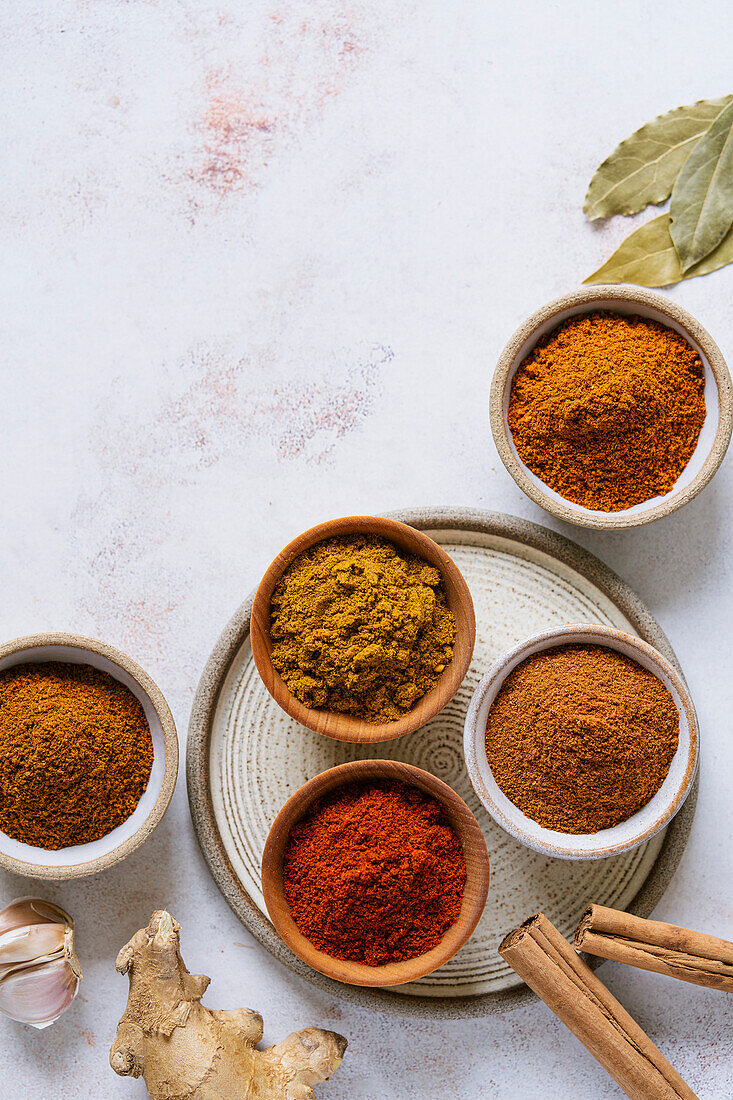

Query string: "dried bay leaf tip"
[[583, 93, 733, 287], [584, 212, 733, 287], [670, 98, 733, 271], [584, 95, 733, 221], [110, 910, 346, 1100]]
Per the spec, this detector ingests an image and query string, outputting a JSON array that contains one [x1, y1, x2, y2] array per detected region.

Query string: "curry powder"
[[269, 534, 456, 723], [0, 662, 153, 848], [507, 311, 705, 511], [484, 644, 679, 834]]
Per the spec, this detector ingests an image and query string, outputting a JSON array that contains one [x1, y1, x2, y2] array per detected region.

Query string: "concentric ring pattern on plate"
[[207, 527, 669, 999]]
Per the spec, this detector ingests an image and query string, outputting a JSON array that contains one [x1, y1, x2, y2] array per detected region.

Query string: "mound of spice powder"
[[0, 662, 154, 849], [269, 534, 456, 723], [507, 310, 705, 511], [282, 780, 467, 965], [484, 645, 679, 834]]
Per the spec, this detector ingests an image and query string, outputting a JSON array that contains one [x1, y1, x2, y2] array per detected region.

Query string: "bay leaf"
[[584, 95, 732, 220], [583, 213, 733, 287], [670, 98, 733, 270]]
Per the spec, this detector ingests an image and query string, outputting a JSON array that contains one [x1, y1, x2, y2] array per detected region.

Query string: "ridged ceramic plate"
[[187, 509, 697, 1018]]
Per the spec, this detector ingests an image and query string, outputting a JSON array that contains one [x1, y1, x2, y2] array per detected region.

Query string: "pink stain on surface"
[[71, 498, 190, 665], [189, 5, 368, 197], [153, 343, 393, 469], [91, 343, 393, 481], [195, 71, 276, 196]]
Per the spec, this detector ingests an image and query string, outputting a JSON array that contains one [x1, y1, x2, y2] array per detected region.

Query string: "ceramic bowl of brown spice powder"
[[463, 623, 698, 860], [0, 633, 178, 879], [490, 285, 732, 530]]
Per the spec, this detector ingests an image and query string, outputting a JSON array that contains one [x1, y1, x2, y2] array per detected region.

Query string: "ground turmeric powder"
[[269, 535, 456, 723], [508, 310, 705, 511]]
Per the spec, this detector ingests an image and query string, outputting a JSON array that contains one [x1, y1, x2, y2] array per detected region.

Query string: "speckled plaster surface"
[[0, 2, 731, 1097]]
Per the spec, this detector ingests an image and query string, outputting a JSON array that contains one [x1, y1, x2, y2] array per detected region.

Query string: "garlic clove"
[[0, 923, 67, 976], [0, 898, 72, 936], [0, 956, 79, 1029], [0, 899, 81, 1027]]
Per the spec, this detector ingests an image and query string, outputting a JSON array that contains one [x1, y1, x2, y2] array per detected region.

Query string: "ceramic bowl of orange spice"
[[261, 759, 490, 987], [0, 632, 178, 879], [490, 284, 733, 530], [463, 623, 698, 860]]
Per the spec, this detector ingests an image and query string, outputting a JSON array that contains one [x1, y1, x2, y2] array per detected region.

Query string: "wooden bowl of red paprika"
[[261, 759, 490, 987], [251, 515, 476, 743]]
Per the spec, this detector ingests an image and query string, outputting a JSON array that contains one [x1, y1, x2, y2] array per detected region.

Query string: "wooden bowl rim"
[[251, 515, 476, 743], [489, 284, 733, 530], [261, 758, 490, 987], [0, 631, 178, 880]]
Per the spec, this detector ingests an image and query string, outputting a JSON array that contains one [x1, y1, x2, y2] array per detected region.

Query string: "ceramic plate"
[[187, 509, 697, 1018]]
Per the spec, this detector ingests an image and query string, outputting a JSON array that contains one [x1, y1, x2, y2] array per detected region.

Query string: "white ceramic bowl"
[[0, 633, 178, 879], [490, 285, 733, 530], [463, 624, 699, 860]]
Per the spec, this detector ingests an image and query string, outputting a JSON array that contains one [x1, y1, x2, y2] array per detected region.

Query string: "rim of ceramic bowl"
[[463, 623, 699, 860], [0, 632, 178, 879], [250, 515, 476, 744], [260, 759, 490, 987], [489, 285, 733, 530]]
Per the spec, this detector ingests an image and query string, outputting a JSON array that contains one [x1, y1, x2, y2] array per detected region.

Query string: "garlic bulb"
[[0, 899, 82, 1029]]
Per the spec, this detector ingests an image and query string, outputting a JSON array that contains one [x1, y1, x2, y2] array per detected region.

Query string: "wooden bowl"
[[0, 632, 178, 880], [251, 515, 476, 743], [463, 623, 699, 860], [261, 759, 490, 987], [490, 285, 733, 530]]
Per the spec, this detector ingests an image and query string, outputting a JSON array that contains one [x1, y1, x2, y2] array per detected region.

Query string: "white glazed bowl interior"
[[501, 295, 720, 522], [0, 642, 168, 870], [463, 624, 699, 860]]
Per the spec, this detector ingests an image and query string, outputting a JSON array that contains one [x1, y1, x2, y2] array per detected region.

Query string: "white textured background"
[[1, 2, 732, 1097]]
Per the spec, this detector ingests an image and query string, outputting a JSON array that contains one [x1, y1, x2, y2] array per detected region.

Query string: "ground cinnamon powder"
[[508, 311, 705, 511], [282, 779, 467, 964], [484, 644, 679, 833], [0, 662, 154, 848]]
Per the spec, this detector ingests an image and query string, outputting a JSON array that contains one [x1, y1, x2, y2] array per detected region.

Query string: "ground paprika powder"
[[0, 661, 154, 849], [282, 779, 467, 965], [508, 310, 705, 511], [484, 644, 679, 834]]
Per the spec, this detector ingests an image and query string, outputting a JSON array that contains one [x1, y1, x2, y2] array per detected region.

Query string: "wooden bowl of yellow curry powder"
[[490, 285, 732, 531], [0, 633, 178, 879], [251, 517, 476, 743]]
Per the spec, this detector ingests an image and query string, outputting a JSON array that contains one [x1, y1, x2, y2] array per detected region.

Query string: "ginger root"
[[110, 911, 347, 1100]]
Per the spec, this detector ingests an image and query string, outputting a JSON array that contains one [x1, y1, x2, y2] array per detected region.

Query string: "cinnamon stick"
[[575, 904, 733, 993], [499, 913, 697, 1100]]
